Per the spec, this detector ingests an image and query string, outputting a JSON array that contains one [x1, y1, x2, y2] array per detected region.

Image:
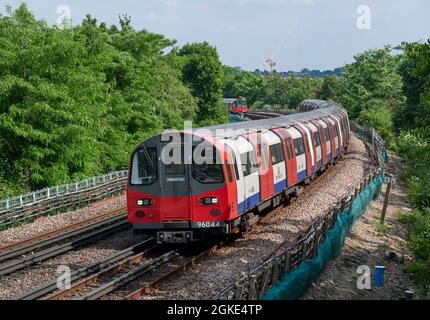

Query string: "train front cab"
[[127, 133, 234, 243]]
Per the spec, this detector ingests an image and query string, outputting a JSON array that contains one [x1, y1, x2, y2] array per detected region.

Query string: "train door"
[[322, 117, 337, 159], [311, 120, 327, 166], [306, 122, 322, 170], [326, 117, 339, 155], [246, 132, 273, 201], [222, 139, 245, 214], [293, 124, 314, 177], [262, 130, 286, 194], [159, 141, 192, 219], [272, 128, 297, 187], [236, 136, 260, 210], [287, 127, 307, 181], [329, 115, 343, 153]]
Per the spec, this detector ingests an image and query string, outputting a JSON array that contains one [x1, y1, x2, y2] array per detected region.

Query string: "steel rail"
[[124, 244, 218, 300], [0, 216, 129, 276], [0, 209, 126, 263], [14, 238, 155, 300], [81, 250, 179, 300], [44, 243, 160, 300]]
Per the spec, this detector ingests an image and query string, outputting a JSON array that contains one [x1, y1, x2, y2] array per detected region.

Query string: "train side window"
[[259, 144, 269, 170], [225, 160, 233, 182], [333, 123, 338, 137], [324, 127, 330, 141], [269, 143, 284, 164], [313, 131, 321, 147], [293, 138, 305, 156], [240, 151, 258, 176], [285, 138, 293, 159], [226, 147, 240, 181]]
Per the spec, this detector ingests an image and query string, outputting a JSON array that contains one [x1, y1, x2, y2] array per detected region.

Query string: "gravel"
[[0, 228, 134, 299], [0, 195, 126, 246], [139, 134, 374, 300]]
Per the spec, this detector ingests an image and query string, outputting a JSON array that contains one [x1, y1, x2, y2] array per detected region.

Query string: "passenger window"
[[324, 127, 330, 141], [226, 160, 233, 182], [313, 132, 321, 147], [287, 139, 294, 158], [269, 143, 284, 164], [259, 144, 269, 170], [333, 124, 338, 137], [293, 138, 305, 156], [240, 151, 258, 176]]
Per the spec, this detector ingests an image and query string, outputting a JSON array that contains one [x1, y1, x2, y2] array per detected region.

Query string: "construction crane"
[[265, 58, 276, 79]]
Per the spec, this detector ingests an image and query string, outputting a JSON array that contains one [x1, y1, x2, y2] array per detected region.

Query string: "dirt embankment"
[[302, 153, 418, 300]]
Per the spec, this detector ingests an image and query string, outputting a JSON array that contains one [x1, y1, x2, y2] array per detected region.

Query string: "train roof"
[[197, 100, 347, 139]]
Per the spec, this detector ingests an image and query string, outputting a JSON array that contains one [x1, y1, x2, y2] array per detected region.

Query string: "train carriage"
[[127, 100, 350, 243]]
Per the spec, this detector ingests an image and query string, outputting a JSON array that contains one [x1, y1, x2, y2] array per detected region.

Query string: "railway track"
[[14, 238, 155, 300], [0, 208, 128, 277], [17, 240, 218, 300]]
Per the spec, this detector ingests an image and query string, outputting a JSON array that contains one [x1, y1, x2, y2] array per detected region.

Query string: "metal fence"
[[0, 171, 128, 229], [214, 124, 386, 300]]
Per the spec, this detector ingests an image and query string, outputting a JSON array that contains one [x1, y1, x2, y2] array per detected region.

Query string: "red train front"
[[127, 131, 234, 243]]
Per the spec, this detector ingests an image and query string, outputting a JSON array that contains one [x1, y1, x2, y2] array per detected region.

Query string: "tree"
[[178, 42, 227, 125], [0, 4, 198, 196]]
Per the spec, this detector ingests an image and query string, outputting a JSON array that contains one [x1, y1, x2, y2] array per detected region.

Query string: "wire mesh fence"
[[0, 171, 128, 229]]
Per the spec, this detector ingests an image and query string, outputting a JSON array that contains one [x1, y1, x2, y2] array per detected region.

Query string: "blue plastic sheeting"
[[262, 172, 384, 300]]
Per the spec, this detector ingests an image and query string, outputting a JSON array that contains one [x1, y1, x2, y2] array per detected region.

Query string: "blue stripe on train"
[[297, 169, 307, 182], [274, 179, 287, 193], [336, 147, 340, 155], [317, 159, 322, 169], [238, 192, 261, 212]]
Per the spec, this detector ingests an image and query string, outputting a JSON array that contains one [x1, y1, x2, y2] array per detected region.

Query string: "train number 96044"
[[194, 221, 222, 228]]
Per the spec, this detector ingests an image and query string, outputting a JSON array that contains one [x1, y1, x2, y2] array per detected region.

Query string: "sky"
[[1, 0, 429, 71]]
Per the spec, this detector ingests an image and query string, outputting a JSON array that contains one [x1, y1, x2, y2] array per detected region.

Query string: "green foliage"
[[0, 4, 197, 196], [358, 105, 394, 147], [395, 39, 430, 290], [401, 209, 430, 289], [178, 42, 227, 125], [223, 67, 322, 111]]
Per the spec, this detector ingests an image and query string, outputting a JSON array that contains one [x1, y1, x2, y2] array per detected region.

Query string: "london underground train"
[[127, 100, 350, 243]]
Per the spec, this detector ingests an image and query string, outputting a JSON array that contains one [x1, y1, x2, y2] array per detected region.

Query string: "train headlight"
[[200, 197, 218, 205], [137, 198, 154, 206]]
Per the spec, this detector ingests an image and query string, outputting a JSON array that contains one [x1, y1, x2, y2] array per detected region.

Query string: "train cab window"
[[192, 147, 224, 183], [293, 138, 305, 156], [165, 145, 185, 175], [131, 147, 158, 185], [269, 143, 284, 164], [240, 151, 258, 176], [313, 132, 321, 147], [324, 127, 330, 141]]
